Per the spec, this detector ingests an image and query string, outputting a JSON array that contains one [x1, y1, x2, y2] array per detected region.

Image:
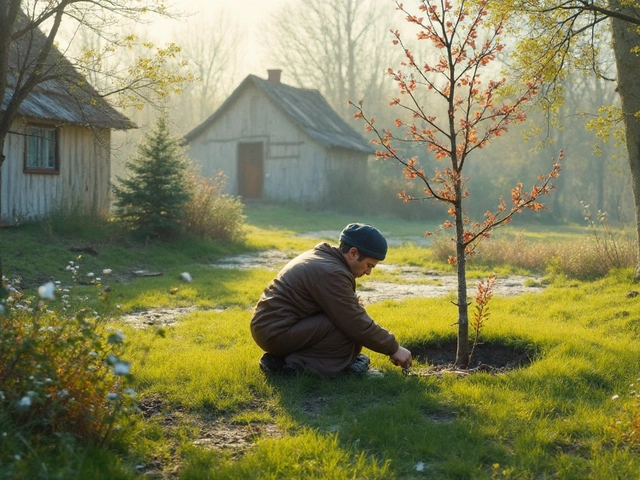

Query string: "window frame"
[[23, 123, 60, 174]]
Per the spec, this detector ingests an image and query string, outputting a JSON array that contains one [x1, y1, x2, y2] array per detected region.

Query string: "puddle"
[[210, 250, 299, 270], [121, 306, 225, 329]]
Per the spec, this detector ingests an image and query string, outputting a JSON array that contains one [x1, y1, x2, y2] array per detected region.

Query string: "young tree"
[[352, 0, 562, 367], [113, 115, 191, 239]]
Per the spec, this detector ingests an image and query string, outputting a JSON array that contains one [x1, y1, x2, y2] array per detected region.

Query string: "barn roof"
[[2, 83, 136, 130], [2, 13, 135, 130], [184, 74, 375, 154]]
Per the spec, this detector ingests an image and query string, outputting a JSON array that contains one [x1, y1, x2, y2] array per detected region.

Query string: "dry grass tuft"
[[431, 233, 637, 279]]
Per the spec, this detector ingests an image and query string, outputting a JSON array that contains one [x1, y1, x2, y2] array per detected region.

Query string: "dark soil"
[[408, 339, 535, 374]]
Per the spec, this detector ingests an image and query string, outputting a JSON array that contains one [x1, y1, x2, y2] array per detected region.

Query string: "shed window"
[[24, 125, 59, 173]]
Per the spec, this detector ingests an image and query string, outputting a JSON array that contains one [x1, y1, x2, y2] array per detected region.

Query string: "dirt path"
[[210, 249, 545, 304], [122, 249, 544, 329]]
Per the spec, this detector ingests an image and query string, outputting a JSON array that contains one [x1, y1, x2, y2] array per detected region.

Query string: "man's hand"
[[390, 346, 412, 369]]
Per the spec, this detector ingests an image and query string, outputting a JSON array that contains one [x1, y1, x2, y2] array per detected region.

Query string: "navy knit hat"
[[339, 223, 388, 261]]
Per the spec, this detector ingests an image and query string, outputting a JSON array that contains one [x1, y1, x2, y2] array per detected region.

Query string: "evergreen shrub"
[[112, 116, 191, 239]]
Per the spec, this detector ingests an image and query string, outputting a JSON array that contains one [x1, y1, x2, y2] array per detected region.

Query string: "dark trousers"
[[252, 313, 361, 375]]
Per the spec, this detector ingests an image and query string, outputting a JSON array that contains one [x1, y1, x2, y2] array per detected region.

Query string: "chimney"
[[267, 69, 282, 84]]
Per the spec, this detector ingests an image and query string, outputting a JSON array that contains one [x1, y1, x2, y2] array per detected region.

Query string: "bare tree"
[[263, 0, 400, 119], [171, 10, 242, 130]]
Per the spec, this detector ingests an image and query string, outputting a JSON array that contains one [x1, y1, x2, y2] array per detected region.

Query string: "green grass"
[[2, 206, 640, 479]]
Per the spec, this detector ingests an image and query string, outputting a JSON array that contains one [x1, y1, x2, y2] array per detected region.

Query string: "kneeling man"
[[250, 223, 412, 376]]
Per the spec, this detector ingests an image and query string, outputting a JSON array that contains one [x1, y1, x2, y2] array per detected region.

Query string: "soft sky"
[[150, 0, 290, 80]]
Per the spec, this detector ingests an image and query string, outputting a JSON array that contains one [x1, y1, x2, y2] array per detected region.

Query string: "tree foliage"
[[491, 0, 640, 278], [353, 0, 562, 366], [113, 115, 191, 239]]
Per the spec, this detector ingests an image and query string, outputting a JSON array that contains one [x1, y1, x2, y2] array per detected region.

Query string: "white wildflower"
[[18, 396, 31, 408], [37, 281, 55, 300], [113, 361, 131, 376], [102, 269, 112, 275], [180, 272, 193, 282], [414, 462, 425, 472], [612, 394, 620, 401]]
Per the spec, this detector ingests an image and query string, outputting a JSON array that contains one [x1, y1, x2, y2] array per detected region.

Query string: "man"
[[250, 223, 412, 376]]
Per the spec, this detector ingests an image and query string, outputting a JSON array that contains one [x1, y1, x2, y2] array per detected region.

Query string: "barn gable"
[[185, 70, 374, 205]]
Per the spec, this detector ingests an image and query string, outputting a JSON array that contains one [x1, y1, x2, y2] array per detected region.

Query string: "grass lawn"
[[2, 205, 640, 479]]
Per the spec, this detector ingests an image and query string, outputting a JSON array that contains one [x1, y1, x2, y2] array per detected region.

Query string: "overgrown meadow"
[[2, 204, 640, 479]]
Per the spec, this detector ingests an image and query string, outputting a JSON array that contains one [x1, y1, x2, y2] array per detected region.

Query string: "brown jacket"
[[250, 243, 399, 356]]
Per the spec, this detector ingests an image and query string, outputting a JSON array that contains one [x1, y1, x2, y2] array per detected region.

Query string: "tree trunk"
[[455, 198, 469, 367], [610, 5, 640, 279], [0, 150, 4, 284]]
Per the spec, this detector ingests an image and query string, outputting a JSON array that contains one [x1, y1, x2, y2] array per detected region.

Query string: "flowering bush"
[[0, 268, 136, 444]]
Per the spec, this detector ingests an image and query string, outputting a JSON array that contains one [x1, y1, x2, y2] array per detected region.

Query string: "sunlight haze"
[[156, 0, 290, 79]]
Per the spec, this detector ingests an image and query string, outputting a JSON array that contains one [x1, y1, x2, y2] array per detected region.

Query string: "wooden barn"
[[1, 22, 135, 225], [184, 70, 375, 205]]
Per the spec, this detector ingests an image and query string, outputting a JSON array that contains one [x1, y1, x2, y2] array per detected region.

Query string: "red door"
[[237, 142, 264, 198]]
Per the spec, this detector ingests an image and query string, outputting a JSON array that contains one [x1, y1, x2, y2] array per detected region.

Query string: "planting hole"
[[408, 339, 536, 374]]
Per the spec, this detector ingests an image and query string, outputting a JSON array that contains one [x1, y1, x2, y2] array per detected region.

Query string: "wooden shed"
[[184, 70, 375, 205], [1, 23, 135, 225]]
